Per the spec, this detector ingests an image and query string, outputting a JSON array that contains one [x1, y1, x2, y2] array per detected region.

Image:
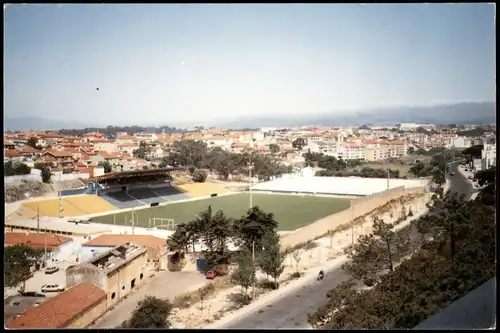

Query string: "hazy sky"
[[4, 4, 496, 125]]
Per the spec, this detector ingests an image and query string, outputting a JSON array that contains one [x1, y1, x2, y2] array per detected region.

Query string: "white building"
[[481, 143, 496, 170], [452, 136, 474, 149], [134, 132, 158, 142]]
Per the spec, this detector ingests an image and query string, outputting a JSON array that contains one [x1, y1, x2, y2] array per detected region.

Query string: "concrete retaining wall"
[[280, 186, 427, 250]]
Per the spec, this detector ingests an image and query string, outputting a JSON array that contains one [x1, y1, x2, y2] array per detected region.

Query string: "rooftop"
[[88, 242, 148, 274], [7, 283, 106, 329], [5, 232, 72, 250], [82, 234, 167, 249]]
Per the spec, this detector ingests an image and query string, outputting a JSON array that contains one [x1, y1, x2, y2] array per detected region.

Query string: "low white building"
[[452, 136, 474, 149], [481, 143, 496, 170]]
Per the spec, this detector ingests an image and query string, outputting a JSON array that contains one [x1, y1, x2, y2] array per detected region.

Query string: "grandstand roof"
[[251, 175, 429, 196], [89, 167, 183, 183]]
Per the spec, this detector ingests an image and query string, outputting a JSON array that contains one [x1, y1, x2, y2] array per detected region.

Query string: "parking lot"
[[93, 268, 209, 328], [4, 295, 47, 325]]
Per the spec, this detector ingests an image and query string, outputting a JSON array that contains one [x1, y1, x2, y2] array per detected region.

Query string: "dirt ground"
[[92, 265, 208, 328]]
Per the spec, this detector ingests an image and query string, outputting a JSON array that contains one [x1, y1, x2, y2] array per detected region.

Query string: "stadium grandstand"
[[176, 182, 229, 198], [89, 168, 190, 209], [251, 170, 430, 197], [23, 195, 118, 217]]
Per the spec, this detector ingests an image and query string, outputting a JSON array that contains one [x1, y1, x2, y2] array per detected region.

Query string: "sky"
[[4, 4, 496, 126]]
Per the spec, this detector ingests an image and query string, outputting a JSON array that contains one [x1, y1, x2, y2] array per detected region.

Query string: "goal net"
[[149, 218, 175, 230]]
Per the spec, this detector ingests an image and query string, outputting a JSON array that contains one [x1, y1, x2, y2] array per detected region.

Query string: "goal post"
[[149, 218, 175, 230]]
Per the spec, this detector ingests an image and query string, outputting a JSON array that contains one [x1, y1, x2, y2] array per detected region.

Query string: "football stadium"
[[8, 168, 430, 234]]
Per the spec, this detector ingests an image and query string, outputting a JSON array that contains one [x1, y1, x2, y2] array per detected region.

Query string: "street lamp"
[[247, 161, 254, 209]]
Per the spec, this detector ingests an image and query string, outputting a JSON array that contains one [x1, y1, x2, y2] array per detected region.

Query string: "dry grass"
[[172, 275, 234, 309]]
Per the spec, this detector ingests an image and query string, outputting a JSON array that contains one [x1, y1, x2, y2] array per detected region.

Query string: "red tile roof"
[[5, 232, 72, 251], [83, 234, 166, 249], [7, 283, 106, 329], [4, 149, 21, 158], [97, 151, 120, 159], [42, 149, 73, 157], [19, 146, 40, 154]]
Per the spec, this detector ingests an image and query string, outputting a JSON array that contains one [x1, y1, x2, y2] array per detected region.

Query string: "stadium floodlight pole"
[[248, 161, 254, 209], [351, 200, 354, 246], [386, 169, 390, 190], [252, 240, 256, 300], [37, 206, 40, 234]]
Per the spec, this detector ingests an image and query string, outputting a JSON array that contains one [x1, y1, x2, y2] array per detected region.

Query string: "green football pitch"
[[92, 193, 352, 231]]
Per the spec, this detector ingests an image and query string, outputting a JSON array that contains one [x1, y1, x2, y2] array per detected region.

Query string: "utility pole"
[[252, 240, 256, 300], [387, 169, 390, 190], [58, 172, 62, 218], [248, 161, 254, 209], [44, 231, 48, 268], [351, 200, 354, 246], [37, 206, 40, 234]]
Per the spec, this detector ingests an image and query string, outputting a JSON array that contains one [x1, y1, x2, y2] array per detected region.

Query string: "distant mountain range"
[[216, 102, 496, 128], [3, 117, 95, 132], [4, 102, 495, 131]]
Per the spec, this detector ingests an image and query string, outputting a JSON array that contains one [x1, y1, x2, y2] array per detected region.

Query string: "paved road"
[[221, 167, 476, 329], [447, 162, 476, 200], [223, 267, 350, 329]]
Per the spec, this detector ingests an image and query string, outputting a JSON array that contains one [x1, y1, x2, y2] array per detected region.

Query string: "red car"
[[206, 270, 217, 280]]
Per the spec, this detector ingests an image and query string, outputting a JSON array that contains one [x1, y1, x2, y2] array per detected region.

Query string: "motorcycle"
[[317, 270, 325, 281]]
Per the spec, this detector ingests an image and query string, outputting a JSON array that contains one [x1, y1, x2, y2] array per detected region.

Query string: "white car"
[[41, 284, 65, 293]]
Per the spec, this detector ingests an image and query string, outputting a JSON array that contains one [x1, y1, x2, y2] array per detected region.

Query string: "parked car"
[[206, 270, 217, 280], [41, 284, 65, 293], [45, 266, 59, 274], [18, 291, 45, 297], [468, 176, 473, 180], [450, 172, 455, 176]]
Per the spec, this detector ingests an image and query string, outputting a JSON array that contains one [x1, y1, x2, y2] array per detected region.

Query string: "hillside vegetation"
[[308, 167, 496, 329]]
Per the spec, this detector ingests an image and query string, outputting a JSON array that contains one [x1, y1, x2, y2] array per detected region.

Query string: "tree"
[[98, 161, 112, 173], [167, 223, 191, 253], [258, 232, 285, 288], [431, 167, 446, 197], [192, 169, 207, 183], [4, 161, 31, 176], [133, 141, 151, 159], [26, 137, 41, 149], [409, 162, 425, 177], [125, 296, 172, 328], [292, 137, 306, 150], [233, 206, 279, 256], [194, 206, 233, 268], [342, 217, 412, 286], [461, 144, 483, 161], [268, 143, 280, 154], [308, 280, 357, 327], [165, 140, 208, 168], [231, 249, 256, 301], [197, 283, 215, 313], [291, 249, 303, 273], [310, 188, 495, 329], [4, 244, 38, 292], [41, 167, 52, 183], [34, 162, 52, 183], [474, 166, 496, 206]]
